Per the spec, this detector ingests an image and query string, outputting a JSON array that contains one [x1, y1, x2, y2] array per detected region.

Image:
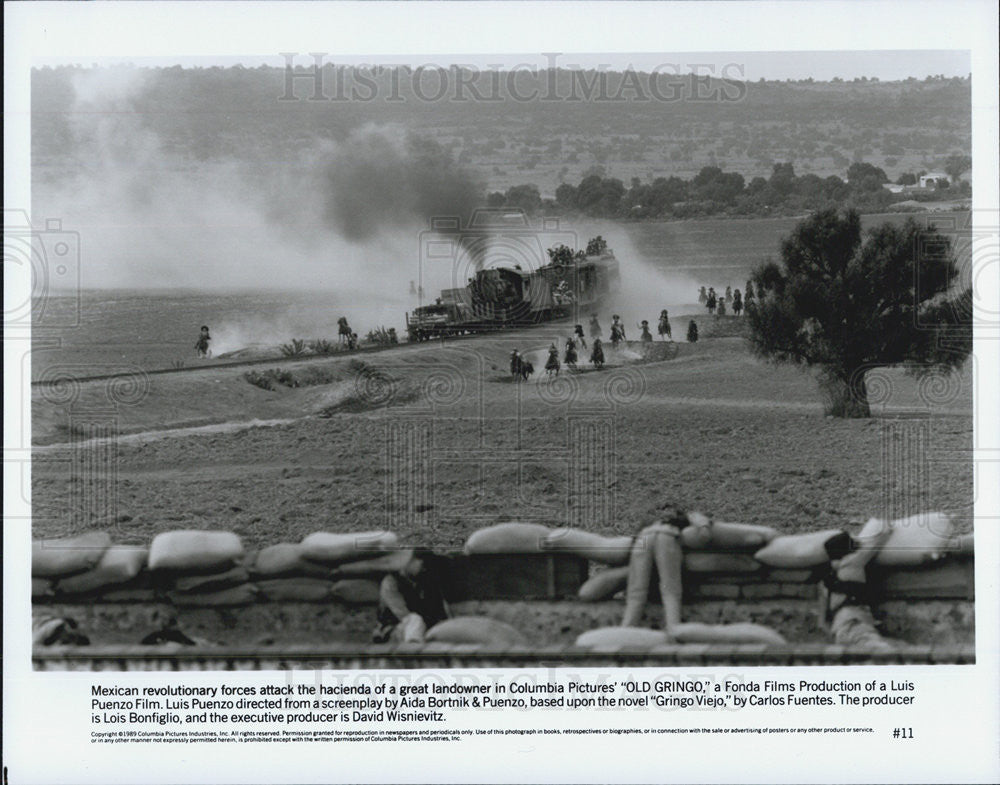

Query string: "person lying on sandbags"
[[621, 510, 712, 631], [139, 616, 211, 647], [819, 525, 899, 650], [32, 613, 89, 646], [372, 549, 450, 644]]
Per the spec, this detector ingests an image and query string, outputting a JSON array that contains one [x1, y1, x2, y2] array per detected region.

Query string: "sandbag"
[[172, 566, 250, 594], [575, 627, 670, 650], [32, 578, 53, 599], [684, 553, 762, 573], [167, 584, 257, 607], [543, 529, 632, 566], [679, 524, 713, 549], [300, 531, 399, 564], [32, 531, 111, 578], [55, 545, 149, 595], [97, 588, 158, 603], [753, 530, 845, 568], [671, 622, 786, 646], [578, 566, 630, 602], [148, 530, 244, 573], [463, 523, 551, 555], [692, 522, 779, 551], [424, 617, 528, 647], [257, 578, 334, 602], [331, 550, 413, 577], [331, 579, 381, 605], [859, 513, 957, 566], [251, 543, 331, 578]]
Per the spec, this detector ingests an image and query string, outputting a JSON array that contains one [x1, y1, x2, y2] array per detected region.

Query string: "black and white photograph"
[[4, 2, 999, 783]]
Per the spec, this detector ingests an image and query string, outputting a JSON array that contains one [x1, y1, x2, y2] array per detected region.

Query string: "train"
[[406, 234, 621, 342]]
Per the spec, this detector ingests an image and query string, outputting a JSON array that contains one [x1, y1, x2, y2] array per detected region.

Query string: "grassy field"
[[622, 210, 973, 286], [32, 312, 973, 550], [30, 210, 971, 380]]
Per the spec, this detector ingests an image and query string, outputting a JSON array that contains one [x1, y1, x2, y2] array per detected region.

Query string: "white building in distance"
[[919, 171, 949, 188]]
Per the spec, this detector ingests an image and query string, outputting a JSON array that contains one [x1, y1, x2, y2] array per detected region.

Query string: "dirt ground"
[[31, 314, 974, 550]]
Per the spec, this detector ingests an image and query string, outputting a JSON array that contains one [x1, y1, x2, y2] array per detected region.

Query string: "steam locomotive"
[[405, 235, 621, 342]]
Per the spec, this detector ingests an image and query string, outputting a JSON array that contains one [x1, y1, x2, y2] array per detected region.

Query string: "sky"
[[31, 51, 971, 83]]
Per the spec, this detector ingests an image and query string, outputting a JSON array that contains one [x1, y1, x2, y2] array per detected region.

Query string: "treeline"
[[486, 161, 971, 220], [32, 65, 971, 167]]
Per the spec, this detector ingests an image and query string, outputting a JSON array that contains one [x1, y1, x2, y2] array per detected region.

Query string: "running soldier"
[[589, 314, 602, 340], [610, 314, 626, 347]]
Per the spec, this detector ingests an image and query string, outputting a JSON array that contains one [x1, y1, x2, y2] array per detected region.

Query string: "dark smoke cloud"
[[322, 126, 483, 242], [33, 68, 497, 307]]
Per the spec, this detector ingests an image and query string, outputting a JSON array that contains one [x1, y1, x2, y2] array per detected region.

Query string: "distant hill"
[[32, 65, 971, 196]]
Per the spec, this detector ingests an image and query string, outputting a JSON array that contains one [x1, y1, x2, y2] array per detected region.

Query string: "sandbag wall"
[[32, 519, 975, 612], [31, 530, 402, 609]]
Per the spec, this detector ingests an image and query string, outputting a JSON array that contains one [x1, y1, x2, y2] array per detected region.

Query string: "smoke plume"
[[31, 68, 493, 337], [322, 127, 482, 242]]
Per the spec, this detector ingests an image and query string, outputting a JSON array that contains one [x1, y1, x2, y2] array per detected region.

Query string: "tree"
[[555, 182, 577, 208], [503, 184, 542, 214], [746, 209, 970, 417], [943, 154, 971, 183], [769, 162, 797, 196], [846, 161, 888, 186]]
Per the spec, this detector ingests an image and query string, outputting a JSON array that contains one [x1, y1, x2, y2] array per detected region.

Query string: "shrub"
[[244, 368, 299, 390], [244, 371, 276, 391], [366, 327, 397, 345], [309, 339, 336, 355], [280, 339, 307, 357]]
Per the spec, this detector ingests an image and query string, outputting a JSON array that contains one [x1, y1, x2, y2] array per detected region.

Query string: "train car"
[[406, 243, 620, 341]]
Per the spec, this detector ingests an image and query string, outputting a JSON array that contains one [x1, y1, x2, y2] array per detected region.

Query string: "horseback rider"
[[510, 349, 522, 380], [590, 337, 605, 369], [195, 325, 212, 358], [564, 336, 578, 369], [545, 343, 561, 377], [337, 317, 352, 345], [658, 309, 672, 340]]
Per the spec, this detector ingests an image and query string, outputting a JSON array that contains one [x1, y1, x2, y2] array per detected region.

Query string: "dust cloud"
[[32, 67, 703, 351], [566, 222, 704, 328], [32, 68, 482, 339]]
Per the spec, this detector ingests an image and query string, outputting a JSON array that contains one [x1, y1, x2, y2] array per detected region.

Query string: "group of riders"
[[193, 317, 362, 359], [510, 309, 675, 381], [197, 303, 680, 367], [699, 281, 755, 317]]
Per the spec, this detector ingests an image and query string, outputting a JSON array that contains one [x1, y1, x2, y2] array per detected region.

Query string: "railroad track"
[[29, 324, 542, 387]]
